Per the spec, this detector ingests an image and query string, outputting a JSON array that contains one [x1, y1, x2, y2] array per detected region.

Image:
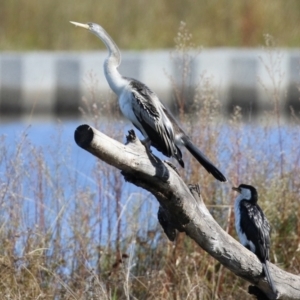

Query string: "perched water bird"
[[70, 21, 226, 182], [233, 184, 277, 294]]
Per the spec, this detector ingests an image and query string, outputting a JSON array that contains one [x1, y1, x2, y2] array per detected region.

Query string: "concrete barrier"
[[0, 49, 299, 119]]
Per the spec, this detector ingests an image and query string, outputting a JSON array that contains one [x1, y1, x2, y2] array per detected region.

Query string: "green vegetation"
[[2, 0, 300, 50]]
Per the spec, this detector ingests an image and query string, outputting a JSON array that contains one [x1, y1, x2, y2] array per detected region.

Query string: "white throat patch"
[[240, 187, 252, 200]]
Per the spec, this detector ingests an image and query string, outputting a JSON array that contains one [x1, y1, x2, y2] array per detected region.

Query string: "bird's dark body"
[[129, 79, 184, 166], [128, 79, 227, 181], [234, 184, 276, 295], [239, 200, 271, 261], [129, 79, 160, 119]]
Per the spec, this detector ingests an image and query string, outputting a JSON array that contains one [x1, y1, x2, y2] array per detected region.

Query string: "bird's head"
[[70, 20, 121, 71], [232, 184, 258, 202], [70, 21, 104, 35]]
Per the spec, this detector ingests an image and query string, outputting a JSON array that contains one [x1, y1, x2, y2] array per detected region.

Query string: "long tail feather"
[[183, 138, 227, 182], [262, 262, 277, 295]]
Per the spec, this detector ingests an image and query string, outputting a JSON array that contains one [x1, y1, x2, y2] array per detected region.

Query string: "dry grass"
[[0, 25, 300, 300], [2, 0, 300, 50]]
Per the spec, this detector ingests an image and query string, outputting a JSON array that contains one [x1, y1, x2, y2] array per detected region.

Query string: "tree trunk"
[[74, 124, 300, 300]]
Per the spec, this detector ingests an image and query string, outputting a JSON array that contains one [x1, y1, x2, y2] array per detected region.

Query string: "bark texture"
[[74, 124, 300, 300]]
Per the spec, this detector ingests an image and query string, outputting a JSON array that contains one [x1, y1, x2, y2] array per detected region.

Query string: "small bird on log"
[[233, 184, 277, 295]]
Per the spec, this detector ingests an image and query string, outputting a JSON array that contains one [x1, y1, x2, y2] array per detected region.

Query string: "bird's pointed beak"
[[232, 186, 241, 193], [70, 21, 90, 30]]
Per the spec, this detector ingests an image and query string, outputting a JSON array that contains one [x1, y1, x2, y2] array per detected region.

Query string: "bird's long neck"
[[94, 29, 128, 95]]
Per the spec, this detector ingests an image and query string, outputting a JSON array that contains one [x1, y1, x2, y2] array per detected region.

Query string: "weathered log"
[[74, 124, 300, 300]]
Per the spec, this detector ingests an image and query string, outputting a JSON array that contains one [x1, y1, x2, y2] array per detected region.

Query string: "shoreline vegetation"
[[0, 7, 299, 299], [2, 1, 300, 50]]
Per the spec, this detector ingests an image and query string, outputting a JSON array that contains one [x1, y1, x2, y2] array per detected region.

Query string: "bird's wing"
[[130, 80, 182, 161], [162, 103, 227, 181], [240, 201, 271, 262], [255, 205, 271, 260], [162, 106, 187, 137]]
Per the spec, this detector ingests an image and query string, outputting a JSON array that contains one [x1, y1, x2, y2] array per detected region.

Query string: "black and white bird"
[[232, 184, 277, 294], [70, 21, 226, 182]]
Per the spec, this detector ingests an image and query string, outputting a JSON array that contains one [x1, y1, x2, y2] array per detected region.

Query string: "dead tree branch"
[[74, 124, 300, 300]]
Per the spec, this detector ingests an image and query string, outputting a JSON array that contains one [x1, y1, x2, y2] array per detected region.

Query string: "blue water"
[[1, 119, 299, 197], [0, 120, 159, 251], [1, 119, 299, 205], [0, 119, 299, 273]]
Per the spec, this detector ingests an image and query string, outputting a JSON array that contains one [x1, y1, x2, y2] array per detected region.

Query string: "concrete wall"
[[0, 49, 300, 119]]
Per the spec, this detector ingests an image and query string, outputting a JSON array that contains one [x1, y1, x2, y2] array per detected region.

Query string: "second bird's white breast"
[[234, 195, 256, 253]]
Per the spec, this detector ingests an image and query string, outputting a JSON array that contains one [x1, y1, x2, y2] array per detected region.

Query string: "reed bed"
[[0, 24, 299, 300]]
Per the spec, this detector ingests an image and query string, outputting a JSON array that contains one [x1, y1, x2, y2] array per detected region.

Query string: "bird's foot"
[[141, 138, 159, 163], [141, 137, 151, 150], [164, 160, 180, 175], [126, 130, 137, 144]]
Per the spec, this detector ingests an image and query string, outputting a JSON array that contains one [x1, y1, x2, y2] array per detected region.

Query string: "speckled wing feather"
[[130, 80, 183, 166], [240, 201, 271, 262], [240, 201, 276, 293], [163, 106, 227, 182]]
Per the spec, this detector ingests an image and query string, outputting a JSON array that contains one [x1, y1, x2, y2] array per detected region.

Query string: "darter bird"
[[70, 21, 226, 182]]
